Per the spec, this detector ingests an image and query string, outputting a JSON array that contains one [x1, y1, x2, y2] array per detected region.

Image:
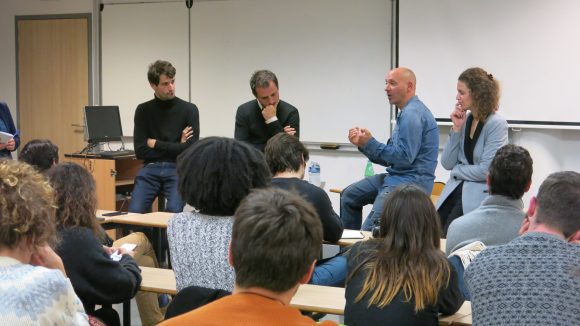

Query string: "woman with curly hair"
[[168, 137, 271, 293], [436, 67, 508, 235], [0, 160, 87, 324], [345, 185, 464, 325], [47, 162, 164, 326]]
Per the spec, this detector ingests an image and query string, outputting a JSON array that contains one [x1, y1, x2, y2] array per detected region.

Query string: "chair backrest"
[[430, 181, 445, 205], [431, 181, 445, 197]]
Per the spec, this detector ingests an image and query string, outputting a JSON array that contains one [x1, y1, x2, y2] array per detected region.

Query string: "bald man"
[[341, 67, 439, 230]]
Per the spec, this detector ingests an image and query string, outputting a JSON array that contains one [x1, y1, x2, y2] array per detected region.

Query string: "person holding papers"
[[0, 102, 20, 159], [48, 162, 164, 326]]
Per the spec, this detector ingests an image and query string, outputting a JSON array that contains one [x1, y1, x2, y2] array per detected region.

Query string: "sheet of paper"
[[0, 131, 13, 144], [341, 229, 364, 239]]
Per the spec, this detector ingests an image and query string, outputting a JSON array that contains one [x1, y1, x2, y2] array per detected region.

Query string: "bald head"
[[385, 67, 417, 108]]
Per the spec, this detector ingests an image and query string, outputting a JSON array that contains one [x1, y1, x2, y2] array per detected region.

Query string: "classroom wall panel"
[[101, 0, 392, 143]]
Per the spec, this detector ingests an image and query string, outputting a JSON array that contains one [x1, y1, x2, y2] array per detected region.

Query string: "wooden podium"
[[64, 154, 142, 210]]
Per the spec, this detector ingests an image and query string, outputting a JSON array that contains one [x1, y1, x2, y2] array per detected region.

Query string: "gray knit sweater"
[[167, 211, 235, 292], [445, 194, 525, 255], [465, 232, 580, 326]]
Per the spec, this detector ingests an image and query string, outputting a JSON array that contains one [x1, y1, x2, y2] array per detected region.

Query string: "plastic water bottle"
[[308, 161, 321, 187], [364, 160, 374, 177]]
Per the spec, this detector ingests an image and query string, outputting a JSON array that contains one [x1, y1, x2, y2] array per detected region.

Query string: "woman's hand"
[[450, 102, 467, 132], [30, 245, 67, 276]]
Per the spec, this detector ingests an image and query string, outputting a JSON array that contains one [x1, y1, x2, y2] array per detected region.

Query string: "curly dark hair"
[[0, 160, 57, 249], [177, 137, 271, 215], [264, 133, 309, 175], [46, 162, 100, 237], [19, 139, 59, 173], [488, 144, 533, 199], [458, 67, 500, 122]]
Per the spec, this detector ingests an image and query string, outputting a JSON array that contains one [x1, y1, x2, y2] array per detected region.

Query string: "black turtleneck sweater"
[[133, 96, 199, 163]]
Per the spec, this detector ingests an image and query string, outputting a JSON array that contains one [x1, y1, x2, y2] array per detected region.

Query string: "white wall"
[[0, 0, 93, 125], [2, 0, 579, 217]]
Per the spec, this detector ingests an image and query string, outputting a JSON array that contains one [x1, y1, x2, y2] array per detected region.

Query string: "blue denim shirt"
[[359, 96, 438, 194]]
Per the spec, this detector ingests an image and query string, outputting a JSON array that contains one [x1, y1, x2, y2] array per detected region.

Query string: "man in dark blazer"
[[234, 70, 299, 152]]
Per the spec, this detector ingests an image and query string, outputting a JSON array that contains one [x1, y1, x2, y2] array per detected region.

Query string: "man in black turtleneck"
[[129, 60, 199, 214]]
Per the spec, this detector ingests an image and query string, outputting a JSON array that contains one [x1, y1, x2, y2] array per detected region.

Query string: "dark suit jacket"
[[234, 99, 299, 151]]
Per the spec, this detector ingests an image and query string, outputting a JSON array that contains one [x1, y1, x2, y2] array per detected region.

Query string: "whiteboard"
[[399, 0, 580, 124], [102, 0, 391, 143]]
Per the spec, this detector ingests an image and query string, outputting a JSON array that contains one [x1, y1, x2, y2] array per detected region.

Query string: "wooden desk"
[[140, 266, 177, 295], [336, 230, 372, 246], [139, 267, 471, 325], [450, 314, 472, 326], [138, 267, 343, 314], [336, 230, 447, 252], [97, 211, 172, 228], [439, 301, 471, 325]]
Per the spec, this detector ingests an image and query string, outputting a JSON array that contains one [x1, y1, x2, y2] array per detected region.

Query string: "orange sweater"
[[160, 292, 338, 326]]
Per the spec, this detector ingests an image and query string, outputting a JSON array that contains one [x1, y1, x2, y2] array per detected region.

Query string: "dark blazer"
[[234, 99, 299, 151], [0, 102, 20, 158]]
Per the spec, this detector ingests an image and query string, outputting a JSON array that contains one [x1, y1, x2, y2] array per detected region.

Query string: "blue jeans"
[[340, 174, 396, 231], [129, 162, 184, 213], [310, 254, 347, 287]]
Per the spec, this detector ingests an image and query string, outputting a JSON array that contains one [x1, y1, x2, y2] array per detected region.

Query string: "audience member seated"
[[160, 188, 338, 326], [436, 67, 508, 235], [47, 162, 164, 326], [168, 137, 270, 292], [265, 133, 345, 286], [466, 171, 580, 326], [0, 160, 87, 325], [18, 138, 59, 173], [265, 133, 343, 242], [345, 185, 464, 326], [446, 144, 533, 255]]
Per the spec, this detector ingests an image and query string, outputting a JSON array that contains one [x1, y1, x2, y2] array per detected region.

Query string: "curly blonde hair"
[[459, 67, 500, 122], [0, 160, 57, 249]]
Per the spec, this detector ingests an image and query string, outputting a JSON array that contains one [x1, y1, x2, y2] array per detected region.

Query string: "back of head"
[[355, 184, 448, 311], [231, 188, 323, 293], [488, 144, 533, 199], [379, 185, 442, 254], [535, 171, 580, 237], [177, 137, 271, 215], [458, 67, 500, 121], [0, 160, 56, 249], [147, 60, 176, 85], [46, 162, 99, 234], [250, 69, 278, 96], [19, 139, 59, 173], [264, 133, 309, 175]]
